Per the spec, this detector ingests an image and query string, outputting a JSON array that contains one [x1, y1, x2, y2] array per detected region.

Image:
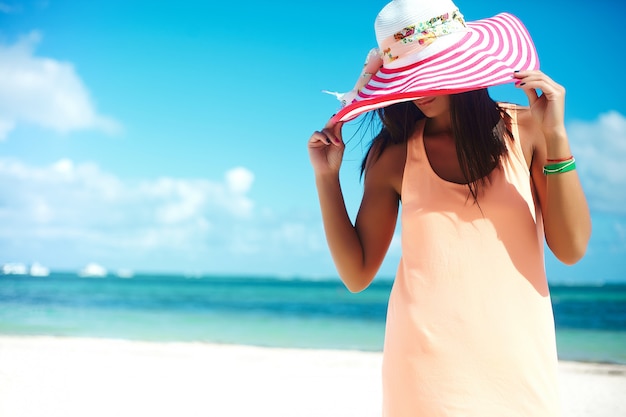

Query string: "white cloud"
[[224, 167, 255, 217], [567, 111, 626, 214], [0, 158, 328, 274], [0, 157, 252, 241], [0, 31, 121, 140], [226, 166, 254, 194]]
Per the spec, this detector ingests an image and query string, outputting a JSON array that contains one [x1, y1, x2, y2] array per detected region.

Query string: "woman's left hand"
[[515, 70, 591, 265], [514, 70, 567, 139]]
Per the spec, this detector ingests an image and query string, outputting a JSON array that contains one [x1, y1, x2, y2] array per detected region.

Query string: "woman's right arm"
[[308, 121, 400, 292]]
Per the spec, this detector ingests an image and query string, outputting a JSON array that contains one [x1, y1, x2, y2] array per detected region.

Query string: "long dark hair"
[[360, 89, 512, 201]]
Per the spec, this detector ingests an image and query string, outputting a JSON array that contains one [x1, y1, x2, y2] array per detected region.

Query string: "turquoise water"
[[550, 284, 626, 363], [0, 273, 624, 363]]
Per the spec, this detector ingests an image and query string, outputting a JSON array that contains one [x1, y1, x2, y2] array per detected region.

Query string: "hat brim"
[[331, 13, 538, 123]]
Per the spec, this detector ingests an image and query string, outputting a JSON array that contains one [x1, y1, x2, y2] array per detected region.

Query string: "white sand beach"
[[0, 336, 624, 417]]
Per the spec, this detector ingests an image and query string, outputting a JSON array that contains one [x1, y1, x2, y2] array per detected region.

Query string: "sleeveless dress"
[[382, 106, 561, 416]]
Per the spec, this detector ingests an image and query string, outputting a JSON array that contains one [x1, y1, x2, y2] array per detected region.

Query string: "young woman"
[[308, 0, 591, 415]]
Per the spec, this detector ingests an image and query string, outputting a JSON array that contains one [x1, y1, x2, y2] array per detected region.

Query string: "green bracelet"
[[543, 158, 576, 175]]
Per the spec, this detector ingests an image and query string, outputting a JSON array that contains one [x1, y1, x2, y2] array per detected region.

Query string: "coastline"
[[0, 335, 624, 417]]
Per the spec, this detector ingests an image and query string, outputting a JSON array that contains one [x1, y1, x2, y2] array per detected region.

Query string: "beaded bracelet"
[[543, 157, 576, 175]]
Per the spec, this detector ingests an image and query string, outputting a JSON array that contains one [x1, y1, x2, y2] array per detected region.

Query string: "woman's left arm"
[[515, 70, 592, 265]]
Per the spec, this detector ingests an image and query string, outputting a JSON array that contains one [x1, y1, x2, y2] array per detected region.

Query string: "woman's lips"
[[416, 97, 435, 106]]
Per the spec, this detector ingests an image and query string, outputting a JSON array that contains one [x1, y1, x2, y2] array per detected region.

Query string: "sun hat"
[[325, 0, 539, 123]]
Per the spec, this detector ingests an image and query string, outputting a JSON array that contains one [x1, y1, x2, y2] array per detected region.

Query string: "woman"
[[308, 0, 591, 415]]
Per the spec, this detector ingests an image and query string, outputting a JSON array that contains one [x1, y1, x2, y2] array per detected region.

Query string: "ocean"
[[1, 273, 625, 364]]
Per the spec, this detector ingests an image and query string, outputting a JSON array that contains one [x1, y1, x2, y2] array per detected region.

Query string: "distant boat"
[[78, 263, 107, 278], [1, 263, 28, 275], [116, 268, 134, 279], [29, 262, 50, 277]]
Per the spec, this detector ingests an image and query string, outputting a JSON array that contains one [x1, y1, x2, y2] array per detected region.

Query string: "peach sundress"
[[382, 106, 561, 416]]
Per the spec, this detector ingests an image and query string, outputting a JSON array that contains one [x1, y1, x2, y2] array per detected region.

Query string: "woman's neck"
[[424, 114, 453, 137]]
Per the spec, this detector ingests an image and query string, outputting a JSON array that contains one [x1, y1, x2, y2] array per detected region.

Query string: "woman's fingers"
[[321, 119, 345, 146], [519, 83, 540, 106], [309, 130, 341, 148], [513, 70, 567, 136], [308, 131, 330, 147], [309, 113, 346, 154], [514, 70, 565, 101], [514, 71, 540, 105]]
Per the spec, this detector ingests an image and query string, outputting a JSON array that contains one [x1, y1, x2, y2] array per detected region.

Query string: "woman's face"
[[413, 95, 450, 118]]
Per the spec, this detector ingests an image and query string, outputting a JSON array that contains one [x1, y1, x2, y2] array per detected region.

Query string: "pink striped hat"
[[326, 0, 539, 123]]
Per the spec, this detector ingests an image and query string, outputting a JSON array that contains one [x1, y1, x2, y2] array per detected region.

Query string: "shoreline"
[[2, 332, 624, 366], [1, 335, 625, 417]]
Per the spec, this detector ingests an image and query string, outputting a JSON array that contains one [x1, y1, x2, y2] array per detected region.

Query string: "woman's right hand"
[[308, 119, 345, 177]]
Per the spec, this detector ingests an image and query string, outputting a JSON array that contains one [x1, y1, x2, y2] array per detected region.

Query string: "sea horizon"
[[3, 265, 626, 284], [1, 272, 625, 365]]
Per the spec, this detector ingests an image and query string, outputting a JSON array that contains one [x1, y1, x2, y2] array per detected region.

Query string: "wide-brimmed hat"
[[326, 0, 539, 123]]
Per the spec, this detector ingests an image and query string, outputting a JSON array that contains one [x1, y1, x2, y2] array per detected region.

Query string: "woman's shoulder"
[[366, 138, 406, 172], [498, 101, 531, 121], [498, 102, 539, 138], [364, 136, 406, 195], [365, 129, 408, 169], [498, 102, 542, 164], [499, 102, 541, 133]]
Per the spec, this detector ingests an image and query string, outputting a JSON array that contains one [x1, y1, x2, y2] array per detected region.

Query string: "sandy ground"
[[0, 336, 624, 417]]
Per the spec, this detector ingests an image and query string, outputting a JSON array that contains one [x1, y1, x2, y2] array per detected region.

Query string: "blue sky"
[[0, 0, 624, 283]]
